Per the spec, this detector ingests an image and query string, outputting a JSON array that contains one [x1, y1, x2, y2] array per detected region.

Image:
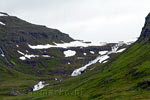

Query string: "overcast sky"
[[0, 0, 150, 42]]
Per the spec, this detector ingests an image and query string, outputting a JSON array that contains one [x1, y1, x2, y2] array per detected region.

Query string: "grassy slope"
[[5, 40, 150, 100], [0, 60, 40, 99]]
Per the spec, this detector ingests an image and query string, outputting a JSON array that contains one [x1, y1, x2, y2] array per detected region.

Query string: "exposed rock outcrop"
[[138, 13, 150, 41]]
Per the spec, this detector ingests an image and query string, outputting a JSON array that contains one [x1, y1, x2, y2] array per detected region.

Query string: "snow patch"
[[1, 54, 4, 57], [71, 54, 110, 76], [117, 48, 126, 53], [99, 51, 108, 55], [17, 50, 39, 59], [0, 22, 5, 25], [99, 55, 109, 63], [16, 45, 19, 48], [41, 55, 50, 57], [71, 42, 124, 77], [55, 78, 58, 81], [108, 42, 124, 54], [64, 50, 76, 57], [17, 50, 50, 60], [103, 61, 108, 63], [90, 51, 95, 54], [0, 13, 8, 16], [28, 41, 107, 49], [68, 62, 71, 64], [33, 81, 48, 91], [83, 53, 87, 56], [19, 56, 26, 60], [0, 48, 5, 57]]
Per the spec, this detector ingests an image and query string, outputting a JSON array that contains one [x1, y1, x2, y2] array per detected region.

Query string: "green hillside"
[[1, 13, 150, 100], [4, 14, 150, 100], [7, 40, 150, 100]]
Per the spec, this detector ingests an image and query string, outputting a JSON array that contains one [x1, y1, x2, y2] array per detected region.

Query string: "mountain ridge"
[[0, 13, 73, 45]]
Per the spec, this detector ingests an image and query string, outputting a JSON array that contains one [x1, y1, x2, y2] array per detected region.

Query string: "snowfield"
[[28, 41, 107, 49], [64, 50, 76, 57]]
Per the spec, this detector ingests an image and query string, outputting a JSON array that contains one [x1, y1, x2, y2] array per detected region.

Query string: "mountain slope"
[[0, 12, 138, 100], [0, 12, 73, 45], [7, 13, 150, 100], [0, 13, 130, 79]]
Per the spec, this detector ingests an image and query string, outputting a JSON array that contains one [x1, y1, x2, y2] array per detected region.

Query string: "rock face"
[[0, 13, 73, 44], [138, 13, 150, 41]]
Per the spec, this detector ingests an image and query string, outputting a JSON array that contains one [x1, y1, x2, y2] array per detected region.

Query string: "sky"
[[0, 0, 150, 43]]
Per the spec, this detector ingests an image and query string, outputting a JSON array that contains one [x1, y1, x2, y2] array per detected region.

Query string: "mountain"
[[0, 12, 73, 45], [0, 12, 137, 100]]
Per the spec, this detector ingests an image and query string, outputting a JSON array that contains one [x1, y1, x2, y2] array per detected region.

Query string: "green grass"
[[2, 40, 150, 100]]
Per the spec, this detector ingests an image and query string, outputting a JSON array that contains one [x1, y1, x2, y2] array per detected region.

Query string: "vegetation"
[[0, 40, 150, 100]]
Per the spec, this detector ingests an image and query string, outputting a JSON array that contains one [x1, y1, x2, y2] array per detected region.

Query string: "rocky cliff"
[[139, 13, 150, 41]]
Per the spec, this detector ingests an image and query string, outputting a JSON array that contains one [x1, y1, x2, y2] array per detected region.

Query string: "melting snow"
[[33, 81, 48, 91], [28, 41, 107, 49], [71, 42, 124, 77], [99, 51, 108, 55], [83, 53, 87, 56], [55, 78, 58, 81], [64, 50, 76, 57], [117, 48, 126, 53], [99, 55, 109, 63], [71, 54, 110, 76], [0, 22, 5, 25], [108, 42, 124, 54], [16, 45, 19, 48], [68, 62, 71, 64], [41, 55, 50, 57], [103, 61, 108, 63], [0, 48, 5, 57], [17, 50, 39, 59], [17, 50, 50, 60], [19, 56, 26, 60], [1, 54, 4, 57], [0, 13, 8, 16], [90, 51, 95, 54]]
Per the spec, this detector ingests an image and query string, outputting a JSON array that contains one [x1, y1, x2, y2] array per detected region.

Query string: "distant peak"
[[138, 13, 150, 41], [0, 12, 9, 16]]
